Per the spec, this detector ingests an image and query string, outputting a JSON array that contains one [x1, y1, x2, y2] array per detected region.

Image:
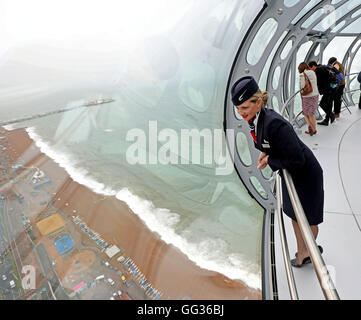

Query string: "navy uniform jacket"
[[254, 108, 324, 225]]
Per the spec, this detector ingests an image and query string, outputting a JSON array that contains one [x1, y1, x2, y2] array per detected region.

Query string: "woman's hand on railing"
[[257, 152, 269, 169]]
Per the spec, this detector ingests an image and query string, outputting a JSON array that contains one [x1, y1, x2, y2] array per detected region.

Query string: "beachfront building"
[[105, 245, 122, 259], [0, 0, 360, 301]]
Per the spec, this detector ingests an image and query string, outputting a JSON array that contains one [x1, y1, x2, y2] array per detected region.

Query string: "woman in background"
[[298, 62, 319, 136]]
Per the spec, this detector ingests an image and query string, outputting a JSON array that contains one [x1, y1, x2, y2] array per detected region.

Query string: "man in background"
[[328, 57, 345, 118], [309, 61, 335, 126]]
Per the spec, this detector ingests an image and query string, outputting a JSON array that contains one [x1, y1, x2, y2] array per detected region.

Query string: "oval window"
[[314, 43, 320, 56], [280, 39, 294, 60], [351, 8, 361, 19], [272, 96, 280, 113], [247, 18, 278, 65], [284, 0, 301, 7], [236, 132, 252, 166], [261, 166, 273, 180], [250, 176, 268, 200], [331, 20, 345, 33], [301, 9, 323, 29], [272, 66, 281, 90]]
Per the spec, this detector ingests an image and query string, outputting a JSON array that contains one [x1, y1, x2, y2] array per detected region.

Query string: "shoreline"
[[1, 126, 261, 300]]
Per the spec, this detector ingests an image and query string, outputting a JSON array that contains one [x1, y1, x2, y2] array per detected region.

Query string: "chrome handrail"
[[276, 90, 340, 300], [282, 169, 340, 300], [275, 174, 298, 299], [345, 89, 361, 94], [280, 88, 303, 117]]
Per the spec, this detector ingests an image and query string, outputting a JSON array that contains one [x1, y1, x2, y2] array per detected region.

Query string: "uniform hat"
[[328, 57, 337, 65], [231, 76, 259, 106]]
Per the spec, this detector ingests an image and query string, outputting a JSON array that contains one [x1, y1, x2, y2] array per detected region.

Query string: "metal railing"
[[280, 88, 303, 118], [275, 174, 298, 299], [275, 90, 340, 300], [345, 72, 360, 76], [282, 169, 340, 300], [268, 69, 359, 299], [345, 88, 361, 94]]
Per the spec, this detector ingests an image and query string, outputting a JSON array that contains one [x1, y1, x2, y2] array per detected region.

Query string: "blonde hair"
[[249, 89, 268, 107]]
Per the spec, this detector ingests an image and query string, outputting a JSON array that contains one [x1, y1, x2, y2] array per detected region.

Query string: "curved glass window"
[[315, 0, 361, 32], [323, 36, 356, 65], [296, 41, 313, 64], [314, 43, 320, 56], [350, 47, 361, 74], [342, 17, 361, 33], [272, 96, 280, 113], [331, 20, 345, 33], [301, 9, 323, 29], [236, 132, 252, 166], [284, 0, 301, 7], [259, 31, 288, 90], [351, 8, 361, 18], [247, 18, 278, 65], [313, 4, 336, 31], [272, 66, 281, 90], [261, 166, 273, 180], [292, 0, 322, 25], [250, 176, 268, 200], [0, 0, 266, 301], [280, 39, 294, 60], [178, 61, 216, 112]]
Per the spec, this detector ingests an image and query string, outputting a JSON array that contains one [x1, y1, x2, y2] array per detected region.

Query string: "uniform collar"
[[253, 110, 261, 133]]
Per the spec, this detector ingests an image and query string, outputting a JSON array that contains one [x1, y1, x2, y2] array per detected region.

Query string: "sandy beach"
[[1, 127, 261, 300]]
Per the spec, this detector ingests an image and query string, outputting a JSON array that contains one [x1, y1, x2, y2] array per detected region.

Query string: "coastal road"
[[2, 197, 25, 299]]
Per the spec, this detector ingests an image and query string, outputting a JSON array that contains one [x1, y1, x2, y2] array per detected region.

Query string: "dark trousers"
[[319, 90, 334, 120], [333, 85, 345, 115], [359, 94, 361, 109]]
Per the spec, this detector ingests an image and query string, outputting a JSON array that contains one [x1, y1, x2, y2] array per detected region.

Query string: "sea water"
[[3, 86, 264, 291]]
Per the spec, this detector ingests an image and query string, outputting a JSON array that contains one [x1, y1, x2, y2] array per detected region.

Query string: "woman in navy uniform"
[[231, 76, 324, 267]]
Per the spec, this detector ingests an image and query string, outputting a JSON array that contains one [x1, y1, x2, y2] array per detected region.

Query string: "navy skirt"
[[280, 149, 324, 226]]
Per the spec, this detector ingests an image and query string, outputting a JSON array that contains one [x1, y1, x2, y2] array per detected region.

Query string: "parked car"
[[95, 275, 105, 281]]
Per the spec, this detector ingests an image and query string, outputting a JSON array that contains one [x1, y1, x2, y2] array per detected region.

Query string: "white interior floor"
[[275, 104, 361, 300]]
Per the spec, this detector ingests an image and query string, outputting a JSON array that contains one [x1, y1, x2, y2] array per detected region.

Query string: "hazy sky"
[[0, 0, 194, 51]]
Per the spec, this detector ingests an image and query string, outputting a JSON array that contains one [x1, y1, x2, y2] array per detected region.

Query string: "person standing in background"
[[328, 57, 345, 119], [309, 61, 335, 126], [298, 62, 319, 135]]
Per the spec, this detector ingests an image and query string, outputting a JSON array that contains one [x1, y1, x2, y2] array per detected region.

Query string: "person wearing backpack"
[[357, 72, 361, 109], [328, 57, 345, 118], [309, 61, 336, 126]]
